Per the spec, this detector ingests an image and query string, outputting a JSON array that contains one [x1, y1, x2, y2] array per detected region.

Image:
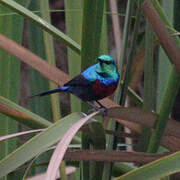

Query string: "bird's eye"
[[98, 59, 112, 65], [104, 61, 112, 65]]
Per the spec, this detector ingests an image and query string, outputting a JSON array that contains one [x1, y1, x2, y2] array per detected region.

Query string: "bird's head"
[[97, 54, 117, 74], [97, 54, 115, 65]]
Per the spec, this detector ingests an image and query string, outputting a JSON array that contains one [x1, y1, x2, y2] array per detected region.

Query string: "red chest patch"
[[92, 80, 118, 99]]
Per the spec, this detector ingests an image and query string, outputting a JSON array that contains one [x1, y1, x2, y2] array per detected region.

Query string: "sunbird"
[[31, 54, 119, 111]]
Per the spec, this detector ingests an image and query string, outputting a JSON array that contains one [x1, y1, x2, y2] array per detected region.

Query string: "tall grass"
[[0, 0, 179, 180]]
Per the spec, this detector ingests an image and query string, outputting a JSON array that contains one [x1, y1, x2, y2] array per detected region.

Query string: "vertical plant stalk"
[[109, 0, 122, 63], [40, 0, 60, 121], [114, 0, 134, 103], [153, 3, 174, 173], [147, 68, 180, 153], [81, 0, 105, 179], [103, 0, 135, 178], [112, 0, 135, 152], [81, 0, 105, 69], [99, 1, 108, 55], [154, 0, 175, 113], [65, 0, 83, 113], [28, 0, 52, 127], [114, 0, 140, 151], [119, 0, 141, 106], [117, 0, 141, 154], [88, 122, 106, 180], [40, 0, 65, 179], [140, 20, 154, 152]]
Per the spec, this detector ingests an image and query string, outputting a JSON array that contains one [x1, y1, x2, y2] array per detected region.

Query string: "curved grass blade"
[[0, 96, 51, 128], [45, 111, 100, 180], [0, 0, 81, 54], [0, 112, 86, 178], [0, 129, 44, 142], [115, 151, 180, 180]]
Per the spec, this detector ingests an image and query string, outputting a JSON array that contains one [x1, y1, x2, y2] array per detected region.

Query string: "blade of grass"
[[0, 112, 86, 178], [0, 129, 44, 142], [147, 68, 180, 153], [156, 0, 174, 112], [114, 0, 135, 102], [0, 96, 52, 128], [88, 122, 106, 180], [40, 0, 61, 122], [45, 111, 99, 180], [109, 0, 122, 62], [115, 151, 180, 180], [80, 0, 105, 179], [113, 163, 136, 177], [119, 0, 141, 107], [0, 0, 81, 54], [99, 1, 108, 55], [140, 18, 155, 152], [28, 0, 52, 123], [65, 0, 83, 113], [81, 0, 105, 69]]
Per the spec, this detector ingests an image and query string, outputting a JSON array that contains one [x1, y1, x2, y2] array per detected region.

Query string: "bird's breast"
[[92, 79, 118, 99]]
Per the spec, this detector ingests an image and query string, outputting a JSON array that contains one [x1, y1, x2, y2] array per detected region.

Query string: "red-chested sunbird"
[[30, 54, 119, 111]]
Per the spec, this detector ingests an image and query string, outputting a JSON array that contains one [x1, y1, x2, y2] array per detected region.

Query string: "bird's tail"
[[29, 87, 63, 98]]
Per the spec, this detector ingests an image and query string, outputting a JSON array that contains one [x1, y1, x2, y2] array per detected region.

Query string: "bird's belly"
[[92, 79, 118, 100]]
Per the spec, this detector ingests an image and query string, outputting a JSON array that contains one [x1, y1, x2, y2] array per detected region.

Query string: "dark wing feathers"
[[65, 74, 91, 87]]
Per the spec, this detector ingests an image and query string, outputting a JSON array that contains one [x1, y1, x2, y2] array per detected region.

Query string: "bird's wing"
[[64, 74, 92, 87]]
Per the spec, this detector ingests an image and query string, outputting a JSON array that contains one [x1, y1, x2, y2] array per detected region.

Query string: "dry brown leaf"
[[142, 0, 180, 73], [64, 150, 170, 163], [45, 111, 99, 180]]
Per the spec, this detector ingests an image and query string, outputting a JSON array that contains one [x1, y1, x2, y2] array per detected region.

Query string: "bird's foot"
[[88, 106, 108, 115], [87, 101, 108, 115], [99, 106, 108, 115]]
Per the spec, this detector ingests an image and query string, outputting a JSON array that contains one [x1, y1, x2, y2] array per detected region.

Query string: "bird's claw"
[[88, 106, 108, 115], [99, 106, 108, 115]]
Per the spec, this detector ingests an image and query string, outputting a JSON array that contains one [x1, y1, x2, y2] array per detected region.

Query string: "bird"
[[30, 54, 119, 112]]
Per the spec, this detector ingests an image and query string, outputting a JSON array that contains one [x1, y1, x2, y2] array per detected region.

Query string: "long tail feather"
[[29, 88, 62, 98]]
